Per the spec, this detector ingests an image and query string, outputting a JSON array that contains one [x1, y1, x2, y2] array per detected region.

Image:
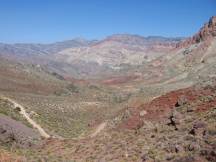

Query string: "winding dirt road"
[[2, 97, 50, 138], [1, 96, 108, 139]]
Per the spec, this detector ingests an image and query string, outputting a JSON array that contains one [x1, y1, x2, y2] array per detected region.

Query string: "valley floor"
[[0, 78, 215, 162]]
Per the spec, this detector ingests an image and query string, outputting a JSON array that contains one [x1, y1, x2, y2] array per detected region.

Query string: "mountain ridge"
[[177, 16, 216, 48]]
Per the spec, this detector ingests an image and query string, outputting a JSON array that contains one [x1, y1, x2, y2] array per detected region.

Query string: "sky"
[[0, 0, 216, 43]]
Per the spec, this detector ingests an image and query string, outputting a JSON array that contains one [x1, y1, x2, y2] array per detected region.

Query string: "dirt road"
[[2, 97, 50, 138], [1, 96, 108, 139], [90, 122, 107, 138]]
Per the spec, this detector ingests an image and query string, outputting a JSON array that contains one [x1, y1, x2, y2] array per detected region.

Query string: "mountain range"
[[0, 34, 185, 78], [0, 16, 216, 162]]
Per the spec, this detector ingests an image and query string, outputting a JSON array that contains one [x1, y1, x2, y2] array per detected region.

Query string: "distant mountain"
[[1, 15, 215, 79], [0, 38, 96, 57], [39, 38, 97, 54], [96, 34, 182, 47], [55, 34, 182, 68], [0, 34, 183, 78], [104, 34, 184, 44], [1, 15, 216, 78]]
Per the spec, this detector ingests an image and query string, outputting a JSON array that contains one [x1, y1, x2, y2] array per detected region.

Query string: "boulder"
[[168, 110, 183, 130], [139, 110, 147, 117], [175, 96, 188, 107]]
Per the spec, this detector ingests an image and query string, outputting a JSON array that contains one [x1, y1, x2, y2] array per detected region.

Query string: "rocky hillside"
[[0, 34, 183, 78], [0, 17, 215, 81], [9, 79, 215, 162], [0, 16, 215, 162], [177, 16, 216, 48], [0, 38, 94, 56], [55, 34, 181, 67]]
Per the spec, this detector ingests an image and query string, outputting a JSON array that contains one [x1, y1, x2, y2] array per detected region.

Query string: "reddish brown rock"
[[121, 83, 216, 130], [177, 16, 216, 48]]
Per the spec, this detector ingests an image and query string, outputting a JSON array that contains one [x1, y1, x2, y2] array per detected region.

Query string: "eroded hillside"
[[0, 16, 215, 162]]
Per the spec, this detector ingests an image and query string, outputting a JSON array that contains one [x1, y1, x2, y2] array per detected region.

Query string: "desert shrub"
[[66, 83, 79, 93], [51, 72, 65, 80], [54, 89, 69, 96], [112, 93, 132, 103], [88, 84, 101, 90]]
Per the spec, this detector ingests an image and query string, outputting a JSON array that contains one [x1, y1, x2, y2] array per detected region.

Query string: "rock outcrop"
[[177, 16, 216, 48], [0, 114, 40, 148]]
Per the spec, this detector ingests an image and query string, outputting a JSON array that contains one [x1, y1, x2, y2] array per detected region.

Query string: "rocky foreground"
[[2, 79, 213, 162]]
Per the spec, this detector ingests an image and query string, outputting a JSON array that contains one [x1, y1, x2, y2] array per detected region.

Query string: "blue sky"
[[0, 0, 216, 43]]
